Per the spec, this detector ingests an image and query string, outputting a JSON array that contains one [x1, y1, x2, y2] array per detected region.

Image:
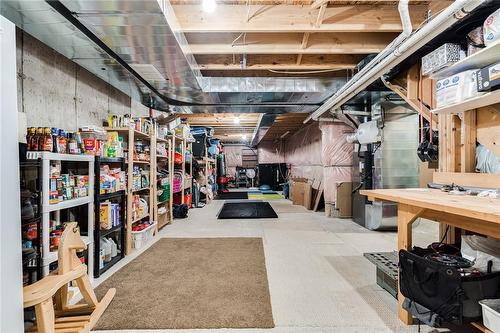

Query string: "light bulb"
[[242, 134, 247, 140], [202, 0, 216, 13], [233, 117, 240, 124]]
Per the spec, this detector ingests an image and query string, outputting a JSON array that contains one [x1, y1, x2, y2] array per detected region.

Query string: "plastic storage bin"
[[131, 221, 156, 249], [479, 299, 500, 333]]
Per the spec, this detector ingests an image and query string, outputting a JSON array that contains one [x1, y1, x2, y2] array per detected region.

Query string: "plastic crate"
[[131, 221, 156, 249], [479, 299, 500, 333]]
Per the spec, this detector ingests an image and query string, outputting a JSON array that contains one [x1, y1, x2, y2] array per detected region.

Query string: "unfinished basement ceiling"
[[2, 0, 432, 114], [182, 113, 262, 141], [170, 0, 428, 76]]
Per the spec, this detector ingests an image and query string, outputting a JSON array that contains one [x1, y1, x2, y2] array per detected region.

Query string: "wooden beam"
[[433, 172, 500, 189], [173, 4, 427, 33], [461, 110, 476, 173], [315, 4, 327, 28], [309, 0, 425, 9], [184, 32, 394, 55], [194, 54, 361, 70], [171, 0, 424, 4], [200, 69, 347, 77], [477, 104, 500, 156], [310, 0, 328, 10]]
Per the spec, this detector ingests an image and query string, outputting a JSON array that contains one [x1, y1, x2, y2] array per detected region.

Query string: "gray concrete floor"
[[94, 199, 476, 333]]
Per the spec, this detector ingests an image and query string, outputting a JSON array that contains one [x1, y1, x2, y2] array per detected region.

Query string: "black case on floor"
[[399, 249, 500, 325]]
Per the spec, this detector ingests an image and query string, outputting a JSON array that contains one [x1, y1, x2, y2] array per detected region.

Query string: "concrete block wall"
[[16, 30, 146, 137]]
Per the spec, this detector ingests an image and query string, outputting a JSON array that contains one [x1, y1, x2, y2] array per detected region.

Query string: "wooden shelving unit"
[[172, 134, 186, 207], [104, 124, 154, 255], [195, 147, 217, 204], [153, 124, 173, 230]]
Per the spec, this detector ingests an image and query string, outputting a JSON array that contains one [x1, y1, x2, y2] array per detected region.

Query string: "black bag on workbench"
[[399, 249, 500, 326]]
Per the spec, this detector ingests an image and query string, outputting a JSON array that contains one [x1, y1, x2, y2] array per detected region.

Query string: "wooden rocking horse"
[[24, 222, 115, 332]]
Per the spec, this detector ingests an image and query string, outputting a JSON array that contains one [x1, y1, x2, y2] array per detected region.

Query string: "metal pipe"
[[306, 0, 485, 123]]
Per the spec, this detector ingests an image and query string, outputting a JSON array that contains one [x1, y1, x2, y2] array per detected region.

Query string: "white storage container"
[[131, 221, 157, 249], [479, 299, 500, 333]]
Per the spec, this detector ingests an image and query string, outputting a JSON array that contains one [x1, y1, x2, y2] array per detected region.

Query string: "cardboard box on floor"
[[334, 182, 352, 218], [290, 178, 351, 217], [325, 182, 353, 218], [290, 178, 312, 209]]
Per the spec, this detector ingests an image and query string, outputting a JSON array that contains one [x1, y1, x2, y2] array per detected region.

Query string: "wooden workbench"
[[360, 188, 500, 326]]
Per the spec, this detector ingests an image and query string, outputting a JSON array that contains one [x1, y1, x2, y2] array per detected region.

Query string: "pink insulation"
[[258, 141, 285, 164], [319, 122, 354, 204], [283, 122, 323, 180], [223, 145, 243, 178]]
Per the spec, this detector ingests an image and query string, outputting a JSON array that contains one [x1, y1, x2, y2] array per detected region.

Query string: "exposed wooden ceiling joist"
[[194, 54, 364, 71], [171, 4, 427, 33], [184, 32, 395, 55], [181, 113, 261, 140], [261, 113, 310, 141], [200, 69, 349, 77]]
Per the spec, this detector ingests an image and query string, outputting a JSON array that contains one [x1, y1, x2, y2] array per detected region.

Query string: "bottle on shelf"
[[42, 127, 53, 152], [68, 133, 79, 154]]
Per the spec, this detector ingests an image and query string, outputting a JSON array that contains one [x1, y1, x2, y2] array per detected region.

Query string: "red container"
[[173, 193, 192, 208], [174, 151, 183, 164]]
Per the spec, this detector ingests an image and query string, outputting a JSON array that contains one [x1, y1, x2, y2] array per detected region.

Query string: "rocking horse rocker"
[[24, 222, 116, 332]]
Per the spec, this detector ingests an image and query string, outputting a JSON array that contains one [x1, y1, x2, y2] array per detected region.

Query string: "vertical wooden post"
[[126, 127, 134, 255], [169, 137, 174, 222], [461, 110, 477, 173], [152, 124, 158, 234], [181, 139, 186, 204], [397, 204, 422, 325]]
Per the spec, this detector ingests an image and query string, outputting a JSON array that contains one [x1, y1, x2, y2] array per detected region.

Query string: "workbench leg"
[[397, 204, 422, 325]]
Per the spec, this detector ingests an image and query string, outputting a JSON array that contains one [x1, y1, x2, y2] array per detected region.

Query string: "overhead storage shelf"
[[430, 40, 500, 80], [431, 90, 500, 115]]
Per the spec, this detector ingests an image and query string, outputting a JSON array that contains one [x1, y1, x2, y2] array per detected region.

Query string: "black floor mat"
[[218, 202, 278, 219], [215, 192, 248, 200]]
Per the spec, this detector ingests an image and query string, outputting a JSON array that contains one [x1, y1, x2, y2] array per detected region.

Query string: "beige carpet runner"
[[93, 237, 274, 330]]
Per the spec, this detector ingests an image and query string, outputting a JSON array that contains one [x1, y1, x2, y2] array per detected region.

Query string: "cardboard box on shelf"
[[476, 61, 500, 92]]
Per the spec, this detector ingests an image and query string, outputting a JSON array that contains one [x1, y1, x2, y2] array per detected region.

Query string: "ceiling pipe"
[[305, 0, 486, 123]]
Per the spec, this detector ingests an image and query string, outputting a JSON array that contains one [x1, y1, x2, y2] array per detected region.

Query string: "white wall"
[[0, 15, 24, 332]]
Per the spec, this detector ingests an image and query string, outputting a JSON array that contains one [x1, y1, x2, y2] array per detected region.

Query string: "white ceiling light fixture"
[[233, 116, 240, 124], [242, 134, 248, 141], [202, 0, 217, 13]]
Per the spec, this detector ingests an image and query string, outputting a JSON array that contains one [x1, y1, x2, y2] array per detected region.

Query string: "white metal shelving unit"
[[27, 152, 95, 279]]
